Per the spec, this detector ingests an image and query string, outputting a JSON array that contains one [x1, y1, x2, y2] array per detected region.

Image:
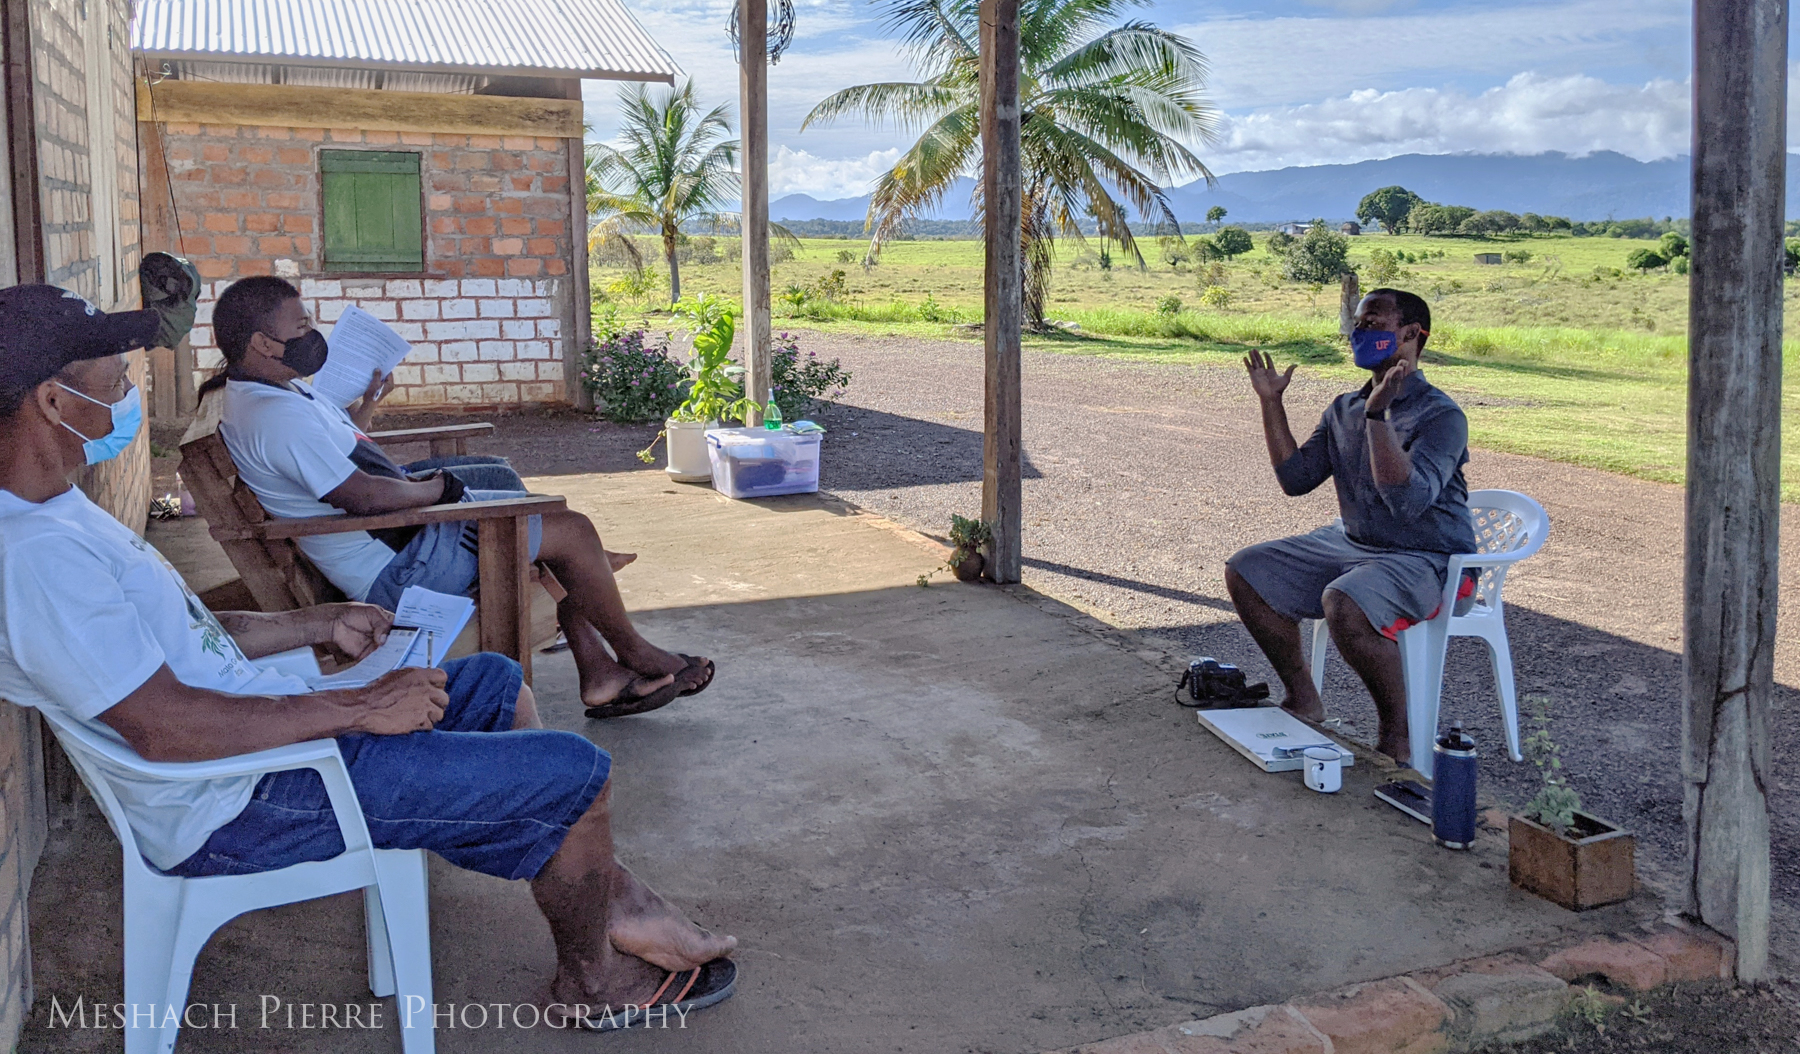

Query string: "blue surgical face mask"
[[1351, 328, 1401, 369], [56, 383, 142, 465]]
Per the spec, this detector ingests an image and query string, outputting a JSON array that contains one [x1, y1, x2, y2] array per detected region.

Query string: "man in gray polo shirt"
[[1225, 288, 1476, 763]]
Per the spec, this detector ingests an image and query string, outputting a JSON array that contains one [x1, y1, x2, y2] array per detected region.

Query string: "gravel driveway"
[[369, 325, 1800, 966]]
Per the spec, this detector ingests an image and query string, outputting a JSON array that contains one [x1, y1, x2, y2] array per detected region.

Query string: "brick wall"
[[2, 0, 146, 1046], [151, 122, 578, 406]]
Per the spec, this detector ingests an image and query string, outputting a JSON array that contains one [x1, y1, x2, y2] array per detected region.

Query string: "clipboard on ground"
[[1196, 707, 1357, 773]]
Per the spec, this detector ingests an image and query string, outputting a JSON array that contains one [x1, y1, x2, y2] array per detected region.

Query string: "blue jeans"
[[362, 488, 545, 611], [402, 454, 524, 493], [166, 654, 610, 881]]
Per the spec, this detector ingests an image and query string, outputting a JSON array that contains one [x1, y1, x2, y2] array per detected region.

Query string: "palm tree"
[[802, 0, 1216, 326], [585, 80, 738, 305]]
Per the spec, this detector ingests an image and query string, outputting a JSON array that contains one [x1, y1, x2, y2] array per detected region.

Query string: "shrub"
[[1156, 294, 1183, 316], [1213, 226, 1254, 258], [836, 248, 857, 263], [1365, 248, 1401, 284], [1625, 248, 1667, 272], [1659, 232, 1688, 259], [1283, 222, 1351, 282], [582, 327, 687, 423], [1503, 249, 1533, 264], [770, 333, 852, 421], [1195, 261, 1229, 289], [1199, 285, 1233, 310], [1673, 255, 1690, 275], [1264, 230, 1296, 256]]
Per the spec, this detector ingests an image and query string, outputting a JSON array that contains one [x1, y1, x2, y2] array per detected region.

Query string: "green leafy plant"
[[1156, 294, 1183, 316], [770, 332, 853, 421], [1213, 226, 1253, 258], [1199, 285, 1233, 310], [635, 308, 758, 463], [1283, 221, 1351, 282], [1522, 695, 1583, 833], [918, 514, 994, 586], [580, 327, 687, 423], [1568, 985, 1611, 1032]]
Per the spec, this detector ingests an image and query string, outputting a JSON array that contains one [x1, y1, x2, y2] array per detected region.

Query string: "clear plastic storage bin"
[[705, 427, 822, 499]]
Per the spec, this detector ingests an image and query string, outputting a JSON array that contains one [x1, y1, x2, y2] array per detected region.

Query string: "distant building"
[[1340, 221, 1361, 236], [1277, 222, 1311, 237], [132, 0, 679, 408], [1474, 253, 1504, 265]]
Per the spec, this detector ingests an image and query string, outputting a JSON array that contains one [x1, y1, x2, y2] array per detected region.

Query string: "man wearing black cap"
[[0, 285, 737, 1027]]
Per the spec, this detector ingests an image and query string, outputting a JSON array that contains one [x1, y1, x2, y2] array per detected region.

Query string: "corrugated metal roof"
[[132, 0, 682, 82]]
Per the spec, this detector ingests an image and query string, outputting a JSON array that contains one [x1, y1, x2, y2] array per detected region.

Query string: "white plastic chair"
[[1308, 490, 1549, 778], [40, 648, 434, 1054]]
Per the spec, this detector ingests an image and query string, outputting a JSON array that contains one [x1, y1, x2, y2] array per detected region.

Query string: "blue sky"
[[584, 0, 1730, 200]]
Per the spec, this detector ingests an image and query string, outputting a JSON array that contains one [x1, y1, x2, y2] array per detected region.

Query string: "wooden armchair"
[[178, 409, 565, 683]]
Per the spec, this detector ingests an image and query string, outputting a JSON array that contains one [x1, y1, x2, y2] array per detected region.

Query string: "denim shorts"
[[166, 654, 611, 881], [1227, 523, 1452, 640], [402, 455, 526, 493], [363, 489, 544, 611]]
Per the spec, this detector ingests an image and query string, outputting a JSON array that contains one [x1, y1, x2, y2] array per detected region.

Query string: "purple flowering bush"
[[581, 326, 688, 423], [769, 332, 852, 421]]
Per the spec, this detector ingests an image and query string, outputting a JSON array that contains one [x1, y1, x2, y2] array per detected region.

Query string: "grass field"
[[592, 233, 1800, 501]]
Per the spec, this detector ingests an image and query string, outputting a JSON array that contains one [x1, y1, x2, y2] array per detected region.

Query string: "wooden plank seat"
[[178, 405, 564, 683]]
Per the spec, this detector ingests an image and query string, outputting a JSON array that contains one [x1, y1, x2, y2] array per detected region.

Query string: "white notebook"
[[1196, 706, 1357, 773]]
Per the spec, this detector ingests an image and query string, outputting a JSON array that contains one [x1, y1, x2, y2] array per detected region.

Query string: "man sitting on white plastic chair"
[[0, 285, 736, 1028], [1225, 288, 1477, 765]]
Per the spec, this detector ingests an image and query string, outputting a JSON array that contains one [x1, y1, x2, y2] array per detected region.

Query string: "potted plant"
[[1508, 698, 1635, 910], [638, 306, 756, 481], [947, 514, 993, 581]]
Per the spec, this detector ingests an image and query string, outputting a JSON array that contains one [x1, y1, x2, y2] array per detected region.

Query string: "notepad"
[[393, 586, 475, 669], [306, 629, 422, 690], [1196, 706, 1358, 773], [312, 305, 415, 407]]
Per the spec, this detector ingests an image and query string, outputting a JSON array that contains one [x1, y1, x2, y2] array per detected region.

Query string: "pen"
[[426, 631, 435, 668]]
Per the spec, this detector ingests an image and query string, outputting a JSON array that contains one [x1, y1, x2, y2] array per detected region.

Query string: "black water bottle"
[[1432, 722, 1478, 850]]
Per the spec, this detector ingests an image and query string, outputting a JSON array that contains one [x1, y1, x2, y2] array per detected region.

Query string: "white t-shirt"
[[220, 379, 397, 601], [0, 487, 312, 869]]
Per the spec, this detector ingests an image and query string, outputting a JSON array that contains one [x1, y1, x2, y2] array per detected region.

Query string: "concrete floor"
[[23, 470, 1650, 1053]]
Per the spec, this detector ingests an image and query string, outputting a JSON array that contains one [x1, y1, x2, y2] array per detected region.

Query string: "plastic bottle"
[[1431, 722, 1478, 849], [763, 396, 783, 430]]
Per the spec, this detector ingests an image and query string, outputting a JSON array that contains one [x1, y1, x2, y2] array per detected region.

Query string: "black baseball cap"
[[0, 285, 159, 406]]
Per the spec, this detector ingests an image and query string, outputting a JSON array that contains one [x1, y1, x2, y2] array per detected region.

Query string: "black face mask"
[[269, 329, 329, 376]]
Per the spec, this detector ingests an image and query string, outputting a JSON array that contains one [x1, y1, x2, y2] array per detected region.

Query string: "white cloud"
[[1201, 72, 1691, 174], [768, 145, 903, 199]]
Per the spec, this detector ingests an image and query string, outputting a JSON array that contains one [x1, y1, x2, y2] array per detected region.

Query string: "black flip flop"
[[675, 655, 715, 698], [570, 958, 737, 1031], [584, 678, 682, 720]]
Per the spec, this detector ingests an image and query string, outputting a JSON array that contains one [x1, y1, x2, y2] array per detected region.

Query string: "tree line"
[[1356, 186, 1686, 240]]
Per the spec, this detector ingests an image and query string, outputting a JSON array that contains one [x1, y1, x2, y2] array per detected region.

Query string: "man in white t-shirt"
[[0, 285, 736, 1027], [209, 276, 714, 721]]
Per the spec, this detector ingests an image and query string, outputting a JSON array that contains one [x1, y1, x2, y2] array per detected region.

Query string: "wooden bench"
[[178, 405, 566, 683]]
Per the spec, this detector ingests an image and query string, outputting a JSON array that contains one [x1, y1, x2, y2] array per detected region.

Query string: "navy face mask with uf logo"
[[1351, 328, 1399, 368]]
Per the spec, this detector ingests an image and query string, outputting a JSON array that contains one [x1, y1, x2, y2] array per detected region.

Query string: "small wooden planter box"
[[1509, 812, 1635, 910]]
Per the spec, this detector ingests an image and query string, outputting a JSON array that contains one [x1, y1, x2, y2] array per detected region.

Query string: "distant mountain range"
[[770, 152, 1796, 227]]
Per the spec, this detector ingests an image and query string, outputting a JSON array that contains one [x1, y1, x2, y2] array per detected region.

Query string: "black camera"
[[1176, 657, 1270, 706]]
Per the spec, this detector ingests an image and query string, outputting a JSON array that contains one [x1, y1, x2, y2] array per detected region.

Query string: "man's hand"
[[1243, 349, 1297, 403], [1365, 359, 1414, 416], [319, 603, 394, 661], [350, 368, 396, 430], [344, 668, 448, 735]]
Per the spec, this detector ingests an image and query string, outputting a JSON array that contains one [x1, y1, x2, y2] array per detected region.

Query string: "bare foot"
[[541, 950, 668, 1025], [616, 641, 702, 682], [608, 864, 737, 972], [581, 670, 674, 710], [1378, 737, 1412, 766], [1280, 696, 1326, 723], [606, 550, 636, 573]]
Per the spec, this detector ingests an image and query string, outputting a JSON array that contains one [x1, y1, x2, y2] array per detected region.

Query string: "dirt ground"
[[155, 328, 1800, 973], [1470, 978, 1800, 1053]]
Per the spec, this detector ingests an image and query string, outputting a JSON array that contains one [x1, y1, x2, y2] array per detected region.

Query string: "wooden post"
[[564, 78, 594, 412], [1685, 0, 1784, 982], [1338, 272, 1360, 337], [3, 0, 44, 282], [739, 0, 771, 422], [979, 0, 1022, 583], [139, 112, 199, 411]]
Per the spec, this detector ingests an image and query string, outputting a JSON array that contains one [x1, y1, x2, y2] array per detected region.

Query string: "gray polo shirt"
[[1275, 370, 1478, 555]]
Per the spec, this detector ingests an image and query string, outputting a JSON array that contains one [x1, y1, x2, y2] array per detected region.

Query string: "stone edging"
[[1046, 920, 1734, 1054]]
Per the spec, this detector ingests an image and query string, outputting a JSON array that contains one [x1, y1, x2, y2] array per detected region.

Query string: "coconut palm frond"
[[802, 81, 965, 133]]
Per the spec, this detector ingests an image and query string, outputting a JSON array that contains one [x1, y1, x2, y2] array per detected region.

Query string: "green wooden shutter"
[[320, 150, 423, 272]]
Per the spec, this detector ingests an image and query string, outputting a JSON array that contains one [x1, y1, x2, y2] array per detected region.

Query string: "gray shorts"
[[1227, 524, 1452, 640], [364, 489, 544, 610]]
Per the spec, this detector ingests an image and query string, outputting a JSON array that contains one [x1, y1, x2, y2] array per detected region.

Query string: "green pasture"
[[593, 233, 1800, 501]]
